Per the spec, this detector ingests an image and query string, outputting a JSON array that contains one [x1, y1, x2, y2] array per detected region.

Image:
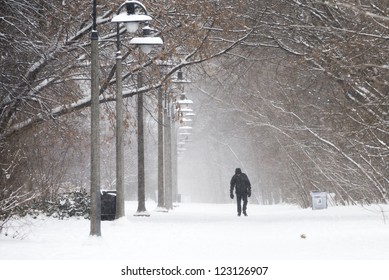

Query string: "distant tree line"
[[191, 0, 389, 206]]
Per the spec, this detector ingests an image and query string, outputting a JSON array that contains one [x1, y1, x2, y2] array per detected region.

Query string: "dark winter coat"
[[230, 172, 251, 196]]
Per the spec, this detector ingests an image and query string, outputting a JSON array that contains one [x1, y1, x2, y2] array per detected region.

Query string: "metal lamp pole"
[[136, 72, 147, 214], [112, 0, 163, 217], [157, 86, 166, 209], [112, 0, 147, 219], [89, 0, 162, 234], [115, 22, 125, 219], [164, 92, 173, 209], [90, 0, 101, 236]]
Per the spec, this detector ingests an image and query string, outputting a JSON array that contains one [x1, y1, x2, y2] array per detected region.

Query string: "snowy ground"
[[1, 201, 389, 260], [1, 202, 389, 280]]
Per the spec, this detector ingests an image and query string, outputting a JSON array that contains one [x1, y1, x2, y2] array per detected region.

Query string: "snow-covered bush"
[[15, 189, 90, 220], [1, 190, 90, 237], [56, 190, 90, 219]]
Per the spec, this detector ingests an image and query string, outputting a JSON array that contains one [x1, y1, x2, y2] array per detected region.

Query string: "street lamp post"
[[114, 25, 125, 219], [112, 0, 163, 218], [136, 72, 147, 215], [173, 71, 192, 204], [90, 0, 162, 235], [157, 86, 166, 210], [112, 0, 152, 219], [156, 61, 175, 212], [164, 93, 173, 209], [90, 0, 101, 237]]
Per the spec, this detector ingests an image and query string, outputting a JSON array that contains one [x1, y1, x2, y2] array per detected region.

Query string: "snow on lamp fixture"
[[112, 14, 152, 33], [130, 26, 163, 54], [111, 1, 152, 34], [111, 2, 163, 54], [130, 37, 163, 54]]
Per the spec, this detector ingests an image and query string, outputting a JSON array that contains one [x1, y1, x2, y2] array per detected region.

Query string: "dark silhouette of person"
[[230, 168, 251, 216]]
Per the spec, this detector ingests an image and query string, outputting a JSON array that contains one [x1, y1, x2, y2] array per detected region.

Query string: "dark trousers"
[[236, 194, 248, 214]]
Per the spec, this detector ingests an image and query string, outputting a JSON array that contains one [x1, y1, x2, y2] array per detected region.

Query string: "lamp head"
[[129, 37, 163, 54], [129, 26, 163, 54], [112, 13, 152, 34], [111, 1, 152, 34]]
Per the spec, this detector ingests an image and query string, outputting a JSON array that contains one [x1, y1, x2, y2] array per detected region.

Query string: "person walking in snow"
[[230, 168, 251, 216]]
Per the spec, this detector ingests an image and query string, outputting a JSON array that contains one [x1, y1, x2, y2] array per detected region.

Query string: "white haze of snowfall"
[[1, 201, 389, 260]]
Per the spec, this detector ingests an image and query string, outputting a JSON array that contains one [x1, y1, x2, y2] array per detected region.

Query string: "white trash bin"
[[310, 191, 328, 210]]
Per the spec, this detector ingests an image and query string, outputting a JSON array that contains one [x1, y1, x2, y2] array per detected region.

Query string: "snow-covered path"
[[1, 202, 389, 260]]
